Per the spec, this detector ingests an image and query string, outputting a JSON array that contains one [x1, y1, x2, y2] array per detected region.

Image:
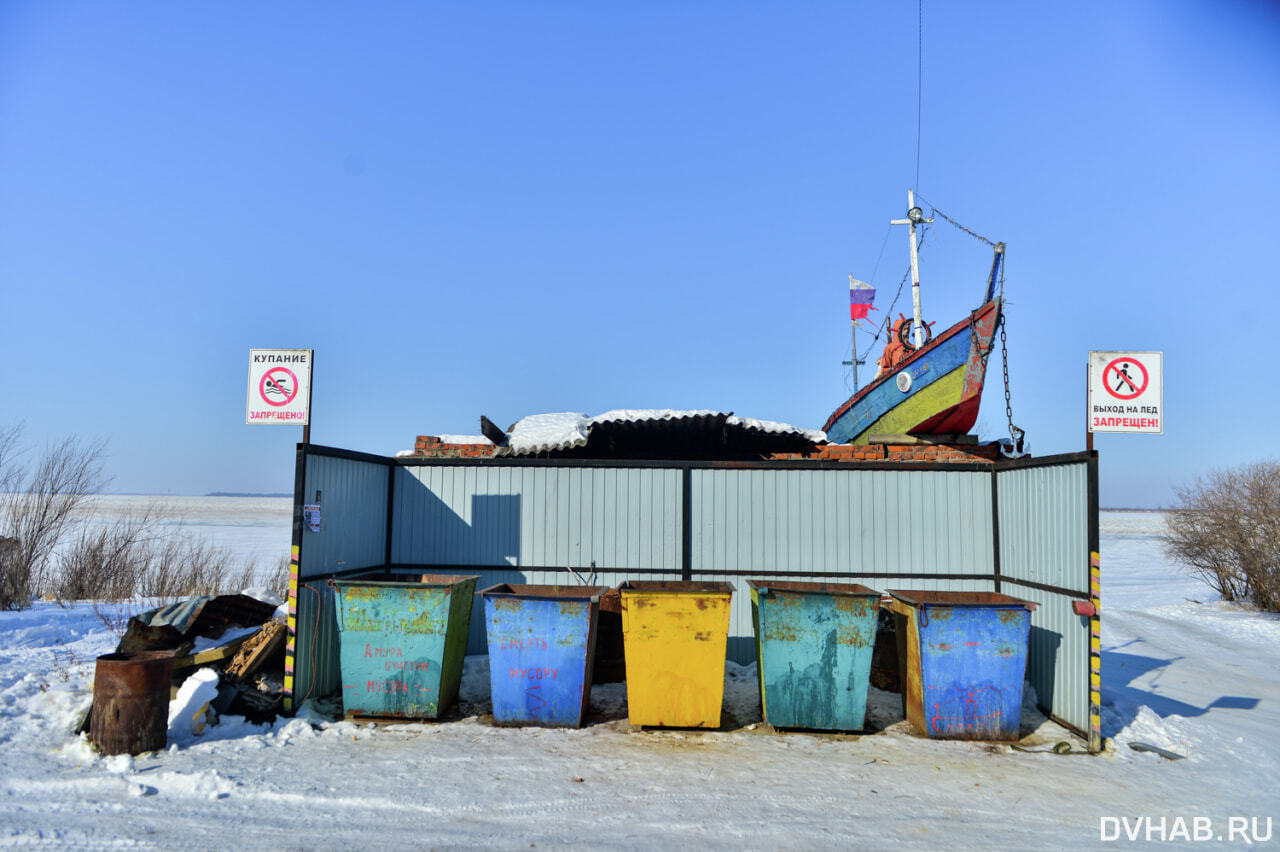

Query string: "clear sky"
[[2, 1, 1278, 507]]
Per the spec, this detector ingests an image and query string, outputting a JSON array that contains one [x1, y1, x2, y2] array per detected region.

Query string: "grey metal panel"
[[299, 455, 389, 580], [999, 583, 1090, 736], [690, 468, 994, 576], [292, 578, 342, 702], [997, 462, 1088, 591], [391, 465, 681, 571], [997, 461, 1090, 734]]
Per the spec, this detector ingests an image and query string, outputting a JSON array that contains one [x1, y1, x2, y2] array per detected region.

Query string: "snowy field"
[[1, 509, 1277, 849]]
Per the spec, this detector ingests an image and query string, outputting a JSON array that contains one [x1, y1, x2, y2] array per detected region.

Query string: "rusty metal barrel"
[[90, 650, 175, 755]]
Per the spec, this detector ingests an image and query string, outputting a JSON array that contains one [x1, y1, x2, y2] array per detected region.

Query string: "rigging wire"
[[915, 0, 923, 192], [857, 225, 929, 364]]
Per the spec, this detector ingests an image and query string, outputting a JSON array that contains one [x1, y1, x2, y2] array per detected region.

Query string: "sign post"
[[247, 349, 313, 443], [1087, 351, 1163, 444]]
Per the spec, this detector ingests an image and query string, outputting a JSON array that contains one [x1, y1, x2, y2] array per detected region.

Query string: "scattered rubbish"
[[225, 620, 287, 683], [1011, 741, 1089, 756], [169, 669, 220, 740], [89, 650, 176, 756], [117, 594, 278, 657], [86, 594, 289, 746], [1128, 741, 1186, 760]]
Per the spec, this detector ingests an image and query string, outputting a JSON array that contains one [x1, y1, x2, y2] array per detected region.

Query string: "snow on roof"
[[437, 434, 493, 445], [499, 409, 825, 456]]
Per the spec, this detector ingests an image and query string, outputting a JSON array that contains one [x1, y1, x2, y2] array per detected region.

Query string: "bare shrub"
[[0, 426, 108, 609], [137, 536, 257, 600], [55, 508, 163, 602], [266, 554, 290, 601], [1165, 461, 1280, 612]]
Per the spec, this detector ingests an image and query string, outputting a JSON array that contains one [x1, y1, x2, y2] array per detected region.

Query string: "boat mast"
[[890, 189, 933, 348]]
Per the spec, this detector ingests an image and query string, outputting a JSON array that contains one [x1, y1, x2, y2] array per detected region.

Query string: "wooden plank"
[[225, 621, 286, 683], [171, 636, 252, 671]]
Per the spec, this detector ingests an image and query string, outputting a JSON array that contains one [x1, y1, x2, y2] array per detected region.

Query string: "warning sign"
[[247, 349, 312, 425], [1088, 351, 1162, 434]]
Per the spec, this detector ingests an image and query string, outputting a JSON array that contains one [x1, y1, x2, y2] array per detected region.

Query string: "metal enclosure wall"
[[298, 453, 389, 580], [391, 465, 682, 653], [392, 465, 681, 571], [996, 459, 1094, 741], [691, 468, 995, 664], [289, 446, 1097, 744]]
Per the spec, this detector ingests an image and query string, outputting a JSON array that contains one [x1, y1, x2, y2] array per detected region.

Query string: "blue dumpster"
[[886, 590, 1038, 740], [333, 573, 478, 720], [748, 580, 880, 731], [481, 584, 607, 727]]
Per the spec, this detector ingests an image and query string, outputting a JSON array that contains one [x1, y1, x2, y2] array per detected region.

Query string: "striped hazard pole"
[[1089, 550, 1102, 752], [283, 546, 299, 713]]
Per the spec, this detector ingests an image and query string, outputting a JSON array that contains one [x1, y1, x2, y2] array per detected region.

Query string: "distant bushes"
[[1, 424, 287, 609], [1164, 461, 1280, 613]]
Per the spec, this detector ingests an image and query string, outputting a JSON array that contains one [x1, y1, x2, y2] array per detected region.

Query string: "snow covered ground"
[[1, 511, 1276, 849]]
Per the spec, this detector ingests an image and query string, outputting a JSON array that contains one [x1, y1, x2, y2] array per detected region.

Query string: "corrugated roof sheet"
[[495, 409, 826, 458]]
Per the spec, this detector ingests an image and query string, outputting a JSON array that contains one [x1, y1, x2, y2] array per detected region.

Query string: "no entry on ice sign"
[[1088, 351, 1163, 434], [246, 349, 312, 425]]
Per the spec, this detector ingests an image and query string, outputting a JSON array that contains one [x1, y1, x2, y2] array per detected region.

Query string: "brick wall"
[[412, 435, 1003, 463], [767, 442, 1003, 464], [413, 435, 495, 459]]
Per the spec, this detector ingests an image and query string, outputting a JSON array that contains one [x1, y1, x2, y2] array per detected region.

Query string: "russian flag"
[[849, 277, 875, 320]]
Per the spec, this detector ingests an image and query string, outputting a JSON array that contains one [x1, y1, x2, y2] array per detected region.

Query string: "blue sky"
[[2, 1, 1278, 506]]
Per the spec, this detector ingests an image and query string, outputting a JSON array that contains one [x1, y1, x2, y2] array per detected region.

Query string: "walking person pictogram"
[[1103, 357, 1148, 401]]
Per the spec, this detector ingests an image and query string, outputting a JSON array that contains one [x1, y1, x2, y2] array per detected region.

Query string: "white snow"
[[501, 409, 826, 455], [436, 434, 493, 445], [0, 511, 1277, 847]]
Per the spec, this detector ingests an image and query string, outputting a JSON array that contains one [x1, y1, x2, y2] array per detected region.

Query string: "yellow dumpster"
[[619, 581, 734, 728]]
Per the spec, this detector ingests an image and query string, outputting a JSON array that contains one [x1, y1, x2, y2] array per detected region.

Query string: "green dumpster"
[[333, 573, 479, 720]]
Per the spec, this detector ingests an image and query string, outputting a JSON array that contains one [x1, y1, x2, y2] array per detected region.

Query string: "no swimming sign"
[[246, 349, 313, 425]]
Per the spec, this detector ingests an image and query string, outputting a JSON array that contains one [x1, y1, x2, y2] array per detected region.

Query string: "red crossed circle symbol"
[[1103, 358, 1148, 401], [259, 367, 299, 407]]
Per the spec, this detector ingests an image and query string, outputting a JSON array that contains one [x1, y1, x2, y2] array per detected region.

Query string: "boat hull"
[[823, 300, 1001, 444]]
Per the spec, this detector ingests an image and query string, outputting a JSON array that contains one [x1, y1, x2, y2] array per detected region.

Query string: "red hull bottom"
[[909, 394, 982, 436]]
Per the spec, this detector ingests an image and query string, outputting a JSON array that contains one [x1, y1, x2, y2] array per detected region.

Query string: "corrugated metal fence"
[[287, 445, 1098, 747]]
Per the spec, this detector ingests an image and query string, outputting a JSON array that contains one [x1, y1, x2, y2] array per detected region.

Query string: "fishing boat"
[[823, 191, 1007, 445]]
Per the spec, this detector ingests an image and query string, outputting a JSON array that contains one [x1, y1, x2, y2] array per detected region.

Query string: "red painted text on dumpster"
[[501, 638, 548, 650], [384, 660, 430, 672], [366, 679, 412, 694], [509, 667, 558, 680], [364, 644, 403, 659]]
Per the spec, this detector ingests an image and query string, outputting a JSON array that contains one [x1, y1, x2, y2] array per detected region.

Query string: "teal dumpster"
[[481, 584, 607, 727], [748, 580, 880, 731], [333, 573, 478, 720], [886, 590, 1038, 740]]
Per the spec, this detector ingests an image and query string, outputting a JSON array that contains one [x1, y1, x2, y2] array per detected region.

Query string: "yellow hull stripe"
[[853, 364, 967, 442]]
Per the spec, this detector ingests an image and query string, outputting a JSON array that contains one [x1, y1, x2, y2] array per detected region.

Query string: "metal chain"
[[925, 203, 998, 248], [996, 259, 1025, 457], [1002, 318, 1015, 435]]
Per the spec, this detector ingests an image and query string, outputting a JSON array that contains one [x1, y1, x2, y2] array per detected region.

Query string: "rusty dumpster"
[[481, 584, 607, 727], [619, 581, 733, 728], [333, 573, 478, 720], [886, 590, 1038, 740], [748, 580, 880, 731]]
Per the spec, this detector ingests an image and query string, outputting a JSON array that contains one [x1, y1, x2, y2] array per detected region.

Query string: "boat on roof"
[[823, 192, 1006, 445]]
